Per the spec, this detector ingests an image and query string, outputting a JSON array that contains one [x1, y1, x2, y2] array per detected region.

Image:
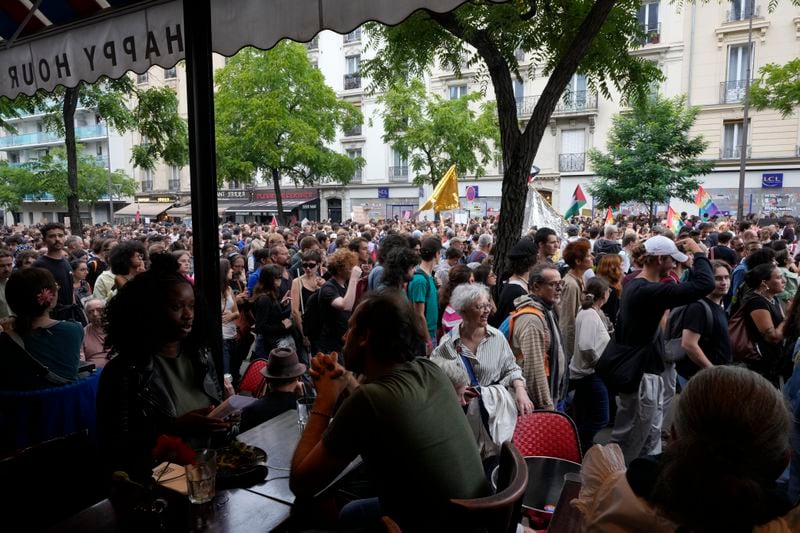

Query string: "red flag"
[[270, 215, 278, 226]]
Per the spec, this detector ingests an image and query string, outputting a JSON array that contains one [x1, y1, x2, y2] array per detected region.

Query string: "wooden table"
[[45, 488, 291, 532], [237, 409, 300, 505]]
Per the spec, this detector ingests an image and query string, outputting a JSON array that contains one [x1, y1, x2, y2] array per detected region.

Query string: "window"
[[306, 36, 319, 50], [562, 74, 588, 111], [559, 129, 586, 172], [164, 66, 177, 79], [96, 145, 103, 156], [390, 149, 408, 181], [723, 43, 753, 103], [169, 166, 181, 190], [346, 55, 361, 74], [347, 149, 362, 181], [637, 1, 660, 43], [514, 80, 525, 115], [137, 72, 149, 84], [722, 120, 750, 159], [344, 28, 362, 43], [729, 0, 756, 21], [449, 85, 468, 100], [8, 153, 19, 164], [141, 169, 153, 192]]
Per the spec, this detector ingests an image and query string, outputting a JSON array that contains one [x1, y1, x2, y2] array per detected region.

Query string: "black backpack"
[[302, 289, 323, 343], [663, 299, 713, 362]]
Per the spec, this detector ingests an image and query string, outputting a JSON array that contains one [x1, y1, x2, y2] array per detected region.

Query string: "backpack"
[[302, 289, 323, 343], [499, 306, 544, 363], [663, 299, 713, 362]]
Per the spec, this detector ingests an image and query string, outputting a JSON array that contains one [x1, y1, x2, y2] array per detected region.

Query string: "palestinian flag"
[[564, 185, 586, 219]]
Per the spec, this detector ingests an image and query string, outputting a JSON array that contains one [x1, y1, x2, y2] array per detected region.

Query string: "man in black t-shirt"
[[708, 231, 738, 269], [676, 261, 732, 379], [33, 222, 83, 323]]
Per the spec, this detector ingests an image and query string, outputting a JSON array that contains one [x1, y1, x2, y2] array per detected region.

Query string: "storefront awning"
[[166, 204, 229, 217], [114, 202, 171, 217], [228, 199, 316, 214]]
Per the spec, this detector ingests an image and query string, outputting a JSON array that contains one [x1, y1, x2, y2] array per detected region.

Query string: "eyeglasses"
[[302, 263, 317, 269], [543, 281, 563, 289], [472, 303, 492, 312]]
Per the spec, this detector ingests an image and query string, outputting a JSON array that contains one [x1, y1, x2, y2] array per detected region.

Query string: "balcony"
[[23, 192, 55, 202], [515, 91, 598, 120], [344, 29, 362, 43], [168, 179, 181, 191], [726, 3, 760, 22], [344, 73, 361, 90], [559, 153, 586, 172], [389, 166, 409, 182], [719, 79, 750, 104], [350, 172, 363, 184], [141, 180, 154, 192], [720, 145, 751, 159], [343, 124, 362, 137], [637, 22, 661, 45], [306, 36, 319, 50], [0, 124, 107, 149]]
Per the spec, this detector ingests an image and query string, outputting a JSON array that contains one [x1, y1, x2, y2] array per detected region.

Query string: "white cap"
[[644, 235, 688, 263]]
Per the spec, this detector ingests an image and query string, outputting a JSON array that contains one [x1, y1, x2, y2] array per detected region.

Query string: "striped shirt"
[[431, 325, 524, 388]]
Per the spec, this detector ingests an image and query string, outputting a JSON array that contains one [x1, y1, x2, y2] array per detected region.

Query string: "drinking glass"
[[297, 397, 314, 432], [186, 449, 217, 504]]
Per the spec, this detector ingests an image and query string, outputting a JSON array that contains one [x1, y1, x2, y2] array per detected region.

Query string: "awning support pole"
[[183, 0, 224, 381]]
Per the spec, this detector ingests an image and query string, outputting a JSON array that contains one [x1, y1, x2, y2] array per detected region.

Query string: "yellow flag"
[[419, 165, 460, 212]]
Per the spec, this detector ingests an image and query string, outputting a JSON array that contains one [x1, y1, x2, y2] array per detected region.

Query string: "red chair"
[[512, 410, 582, 463], [238, 360, 267, 398], [512, 411, 582, 530]]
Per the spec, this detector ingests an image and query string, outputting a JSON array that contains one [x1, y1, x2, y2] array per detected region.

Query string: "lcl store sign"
[[762, 173, 784, 188]]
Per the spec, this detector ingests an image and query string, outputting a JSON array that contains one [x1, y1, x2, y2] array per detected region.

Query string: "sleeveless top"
[[222, 292, 237, 339]]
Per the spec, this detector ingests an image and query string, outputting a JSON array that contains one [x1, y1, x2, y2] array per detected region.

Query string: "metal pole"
[[183, 0, 223, 381], [736, 0, 755, 219], [106, 125, 113, 223]]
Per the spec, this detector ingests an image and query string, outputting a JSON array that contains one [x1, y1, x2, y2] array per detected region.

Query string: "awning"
[[166, 204, 229, 217], [114, 202, 171, 217], [0, 0, 498, 99], [228, 199, 316, 213]]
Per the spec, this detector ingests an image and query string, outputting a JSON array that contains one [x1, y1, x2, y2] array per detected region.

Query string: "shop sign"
[[378, 187, 389, 199], [253, 189, 317, 201], [762, 173, 783, 188], [218, 189, 248, 199]]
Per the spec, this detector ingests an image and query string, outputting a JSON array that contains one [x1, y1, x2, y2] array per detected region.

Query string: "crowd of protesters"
[[4, 209, 800, 530]]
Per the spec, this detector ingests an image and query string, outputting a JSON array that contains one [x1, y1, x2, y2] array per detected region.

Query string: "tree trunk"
[[431, 0, 618, 298], [650, 201, 656, 226], [63, 86, 81, 235], [272, 168, 285, 226]]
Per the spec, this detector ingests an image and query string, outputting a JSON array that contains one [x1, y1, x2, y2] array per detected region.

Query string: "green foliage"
[[363, 0, 662, 105], [0, 161, 37, 210], [23, 148, 136, 206], [0, 96, 38, 134], [214, 43, 364, 188], [750, 58, 800, 118], [130, 86, 189, 170], [374, 79, 499, 185], [588, 95, 713, 210]]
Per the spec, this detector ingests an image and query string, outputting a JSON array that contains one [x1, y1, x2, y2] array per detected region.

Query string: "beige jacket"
[[557, 271, 583, 361]]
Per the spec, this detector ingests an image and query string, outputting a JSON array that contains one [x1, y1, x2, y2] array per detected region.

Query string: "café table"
[[546, 477, 585, 533], [492, 455, 582, 513], [45, 488, 291, 532]]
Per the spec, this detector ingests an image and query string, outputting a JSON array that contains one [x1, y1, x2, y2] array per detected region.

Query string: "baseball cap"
[[644, 235, 688, 263]]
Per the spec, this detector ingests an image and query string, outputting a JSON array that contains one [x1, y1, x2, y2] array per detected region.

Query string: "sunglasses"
[[302, 263, 317, 269]]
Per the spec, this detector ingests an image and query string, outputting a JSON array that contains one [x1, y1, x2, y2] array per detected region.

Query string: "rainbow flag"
[[694, 186, 721, 217], [604, 207, 614, 227], [667, 206, 683, 234]]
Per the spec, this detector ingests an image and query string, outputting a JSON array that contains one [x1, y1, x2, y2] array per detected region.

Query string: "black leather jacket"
[[96, 348, 222, 480]]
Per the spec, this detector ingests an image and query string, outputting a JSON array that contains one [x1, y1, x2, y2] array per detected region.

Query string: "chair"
[[0, 430, 107, 530], [450, 441, 528, 533], [238, 359, 268, 398], [512, 411, 582, 463]]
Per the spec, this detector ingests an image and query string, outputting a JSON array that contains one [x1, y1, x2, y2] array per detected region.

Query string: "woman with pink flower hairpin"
[[0, 267, 83, 390]]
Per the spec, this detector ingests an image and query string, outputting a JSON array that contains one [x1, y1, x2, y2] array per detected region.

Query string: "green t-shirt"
[[407, 268, 438, 339], [154, 353, 215, 417], [323, 358, 488, 529]]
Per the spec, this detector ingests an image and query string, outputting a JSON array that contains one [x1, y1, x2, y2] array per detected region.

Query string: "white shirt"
[[570, 307, 611, 379]]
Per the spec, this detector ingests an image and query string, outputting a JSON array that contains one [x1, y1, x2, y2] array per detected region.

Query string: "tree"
[[374, 79, 499, 186], [0, 161, 37, 217], [588, 95, 713, 222], [3, 78, 187, 234], [25, 148, 137, 224], [215, 43, 364, 225], [750, 58, 800, 118], [362, 0, 661, 285]]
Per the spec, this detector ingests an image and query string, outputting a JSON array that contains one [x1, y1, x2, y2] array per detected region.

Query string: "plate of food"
[[215, 441, 268, 489]]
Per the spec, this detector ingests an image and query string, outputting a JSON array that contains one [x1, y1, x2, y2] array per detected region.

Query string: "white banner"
[[0, 0, 503, 99]]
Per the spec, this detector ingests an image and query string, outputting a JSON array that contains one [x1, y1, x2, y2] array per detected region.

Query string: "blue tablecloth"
[[0, 369, 102, 453]]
